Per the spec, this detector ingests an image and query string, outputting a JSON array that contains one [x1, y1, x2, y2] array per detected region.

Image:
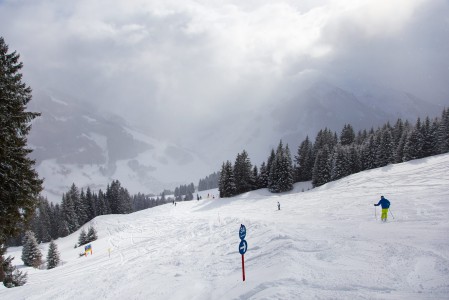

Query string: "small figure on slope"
[[277, 202, 280, 211], [374, 195, 390, 222]]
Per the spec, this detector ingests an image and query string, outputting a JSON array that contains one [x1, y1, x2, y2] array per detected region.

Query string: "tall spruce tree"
[[46, 240, 60, 270], [21, 231, 42, 268], [437, 108, 449, 153], [78, 228, 87, 246], [340, 124, 355, 146], [331, 145, 350, 181], [258, 162, 269, 189], [312, 145, 332, 187], [295, 136, 314, 181], [268, 141, 293, 193], [219, 161, 236, 198], [0, 37, 43, 279], [403, 118, 424, 161], [233, 150, 253, 194], [86, 226, 98, 243], [61, 192, 79, 234]]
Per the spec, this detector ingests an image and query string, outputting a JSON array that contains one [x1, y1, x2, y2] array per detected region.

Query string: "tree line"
[[198, 172, 220, 191], [174, 183, 195, 201], [219, 108, 449, 197], [7, 180, 170, 247]]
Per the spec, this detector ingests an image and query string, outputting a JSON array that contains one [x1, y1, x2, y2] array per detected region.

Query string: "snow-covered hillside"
[[2, 154, 449, 299], [27, 89, 212, 202]]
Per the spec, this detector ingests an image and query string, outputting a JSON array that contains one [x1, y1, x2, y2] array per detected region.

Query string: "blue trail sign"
[[239, 224, 246, 240], [238, 224, 247, 281], [239, 240, 247, 255]]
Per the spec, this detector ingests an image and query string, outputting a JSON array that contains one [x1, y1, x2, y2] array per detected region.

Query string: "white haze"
[[1, 0, 448, 144], [1, 154, 448, 299]]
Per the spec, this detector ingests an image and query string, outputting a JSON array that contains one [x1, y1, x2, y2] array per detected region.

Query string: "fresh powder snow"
[[1, 154, 449, 299]]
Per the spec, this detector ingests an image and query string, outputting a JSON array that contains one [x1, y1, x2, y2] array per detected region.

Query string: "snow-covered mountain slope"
[[26, 81, 444, 202], [2, 154, 449, 299], [186, 80, 444, 166], [27, 89, 211, 202]]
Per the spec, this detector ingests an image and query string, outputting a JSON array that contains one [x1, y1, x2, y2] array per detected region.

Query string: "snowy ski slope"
[[1, 154, 449, 299]]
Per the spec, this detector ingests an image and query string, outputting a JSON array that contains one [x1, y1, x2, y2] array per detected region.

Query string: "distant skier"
[[374, 196, 390, 222], [277, 202, 280, 211]]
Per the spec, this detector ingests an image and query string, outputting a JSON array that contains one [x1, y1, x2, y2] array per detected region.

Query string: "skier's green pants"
[[381, 208, 388, 221]]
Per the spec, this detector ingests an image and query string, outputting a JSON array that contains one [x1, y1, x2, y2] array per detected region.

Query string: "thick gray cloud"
[[1, 0, 448, 143]]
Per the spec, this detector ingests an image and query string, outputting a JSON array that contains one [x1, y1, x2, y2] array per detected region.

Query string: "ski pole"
[[389, 208, 395, 219], [374, 206, 377, 220]]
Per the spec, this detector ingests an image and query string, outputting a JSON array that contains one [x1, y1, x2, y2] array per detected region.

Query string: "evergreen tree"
[[34, 197, 52, 243], [118, 185, 132, 213], [403, 118, 424, 161], [46, 240, 60, 270], [348, 145, 362, 174], [340, 124, 355, 146], [198, 172, 220, 191], [107, 180, 131, 214], [219, 161, 237, 198], [268, 141, 293, 193], [266, 149, 276, 183], [2, 252, 27, 287], [57, 220, 70, 238], [392, 119, 404, 148], [61, 193, 79, 234], [69, 184, 87, 226], [78, 228, 87, 246], [85, 187, 96, 221], [295, 136, 314, 181], [21, 231, 42, 268], [86, 226, 98, 243], [331, 145, 351, 181], [251, 165, 259, 190], [0, 37, 43, 278], [376, 127, 395, 167], [258, 162, 269, 189], [355, 129, 368, 145], [421, 117, 437, 157], [437, 108, 449, 153], [233, 150, 253, 194], [49, 202, 61, 240], [312, 145, 332, 187]]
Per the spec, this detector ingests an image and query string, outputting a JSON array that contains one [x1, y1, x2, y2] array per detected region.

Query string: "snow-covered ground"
[[2, 154, 449, 299]]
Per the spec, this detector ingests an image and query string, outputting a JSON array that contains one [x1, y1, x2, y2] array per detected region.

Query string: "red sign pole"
[[242, 254, 245, 281]]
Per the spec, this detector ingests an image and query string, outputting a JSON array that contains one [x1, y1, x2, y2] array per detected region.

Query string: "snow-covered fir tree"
[[2, 254, 27, 287], [403, 118, 425, 161], [258, 162, 269, 189], [295, 135, 314, 182], [46, 240, 60, 270], [87, 226, 98, 243], [268, 141, 294, 193], [376, 126, 395, 167], [233, 150, 253, 194], [78, 228, 87, 246], [21, 231, 42, 268], [437, 108, 449, 153], [0, 36, 43, 280], [312, 145, 332, 187], [330, 145, 351, 181], [340, 124, 355, 146], [219, 161, 237, 198], [61, 192, 79, 235]]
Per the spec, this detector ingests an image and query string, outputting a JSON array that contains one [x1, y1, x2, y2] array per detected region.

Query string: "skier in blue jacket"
[[374, 196, 390, 222]]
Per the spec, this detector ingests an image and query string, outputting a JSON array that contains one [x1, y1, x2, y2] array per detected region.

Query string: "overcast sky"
[[1, 0, 448, 141]]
